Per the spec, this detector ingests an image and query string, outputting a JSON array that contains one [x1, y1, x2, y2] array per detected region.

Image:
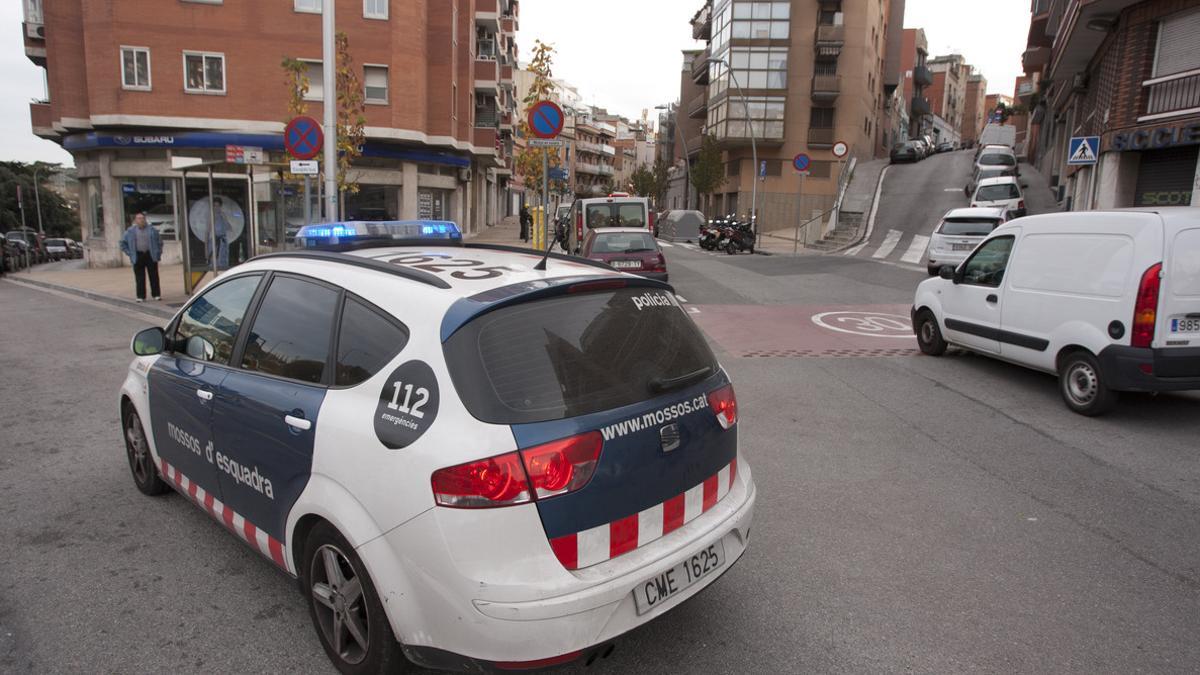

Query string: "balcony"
[[688, 91, 707, 119], [474, 59, 498, 91], [1022, 46, 1050, 75], [807, 127, 835, 147], [598, 165, 614, 177], [1048, 0, 1141, 82], [1016, 80, 1035, 100], [475, 106, 499, 128], [691, 3, 712, 41], [1143, 70, 1200, 120], [500, 63, 513, 82], [577, 140, 614, 156], [691, 48, 710, 84], [913, 65, 933, 87], [685, 134, 703, 157], [29, 101, 53, 136], [473, 127, 499, 153], [911, 96, 931, 116], [816, 24, 845, 46], [575, 160, 602, 176], [476, 0, 499, 28], [812, 75, 840, 101], [500, 16, 517, 34]]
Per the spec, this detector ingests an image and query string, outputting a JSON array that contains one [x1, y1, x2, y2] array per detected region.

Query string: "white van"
[[567, 194, 652, 253], [912, 208, 1200, 415]]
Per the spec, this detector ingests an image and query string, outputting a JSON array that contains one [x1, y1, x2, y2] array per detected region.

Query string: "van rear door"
[[1159, 220, 1200, 360]]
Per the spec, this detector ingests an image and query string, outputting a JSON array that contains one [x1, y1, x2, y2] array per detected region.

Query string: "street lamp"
[[655, 103, 691, 210], [708, 56, 758, 235], [32, 164, 50, 235]]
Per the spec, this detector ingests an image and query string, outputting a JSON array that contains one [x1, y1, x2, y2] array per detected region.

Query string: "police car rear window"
[[444, 288, 717, 424]]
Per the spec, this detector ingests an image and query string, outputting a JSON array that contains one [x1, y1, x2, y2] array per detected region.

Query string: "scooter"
[[724, 216, 756, 255], [699, 217, 724, 250]]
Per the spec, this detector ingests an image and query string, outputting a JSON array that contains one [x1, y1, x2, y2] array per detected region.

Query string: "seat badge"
[[660, 423, 681, 453]]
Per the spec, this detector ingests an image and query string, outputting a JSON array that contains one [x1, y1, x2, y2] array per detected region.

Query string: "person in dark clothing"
[[119, 212, 163, 302], [519, 206, 532, 242]]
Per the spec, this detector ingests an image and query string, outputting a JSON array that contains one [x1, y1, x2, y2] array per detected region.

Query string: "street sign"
[[1067, 136, 1099, 165], [759, 160, 767, 178], [548, 167, 569, 181], [528, 100, 565, 140], [528, 138, 563, 147], [285, 115, 324, 160], [832, 142, 848, 158], [290, 160, 319, 175], [226, 145, 265, 165], [793, 153, 811, 173]]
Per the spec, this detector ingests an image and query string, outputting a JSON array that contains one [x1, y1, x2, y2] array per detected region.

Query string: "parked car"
[[890, 141, 923, 163], [64, 238, 84, 259], [975, 149, 1020, 180], [144, 204, 177, 239], [3, 238, 32, 270], [974, 143, 1016, 163], [965, 166, 1017, 196], [924, 207, 1008, 275], [936, 141, 955, 153], [971, 176, 1026, 218], [43, 237, 71, 261], [4, 230, 45, 264], [911, 139, 930, 159], [913, 208, 1200, 415], [580, 227, 668, 281]]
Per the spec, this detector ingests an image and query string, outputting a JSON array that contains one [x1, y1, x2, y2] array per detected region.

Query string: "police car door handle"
[[196, 389, 214, 401], [284, 415, 312, 431]]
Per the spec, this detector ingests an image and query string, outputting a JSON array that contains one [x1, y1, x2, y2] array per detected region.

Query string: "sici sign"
[[1111, 123, 1200, 152]]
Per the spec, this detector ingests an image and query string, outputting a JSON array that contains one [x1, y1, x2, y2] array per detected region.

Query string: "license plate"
[[951, 243, 974, 251], [612, 260, 641, 269], [1171, 317, 1200, 333], [633, 540, 726, 615]]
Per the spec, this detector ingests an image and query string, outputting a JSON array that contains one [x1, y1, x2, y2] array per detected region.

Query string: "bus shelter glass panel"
[[184, 179, 251, 275]]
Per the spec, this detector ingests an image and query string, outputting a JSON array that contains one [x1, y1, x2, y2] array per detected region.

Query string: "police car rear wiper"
[[649, 366, 714, 394]]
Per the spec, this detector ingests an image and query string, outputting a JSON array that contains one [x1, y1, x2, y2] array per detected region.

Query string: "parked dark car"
[[890, 141, 922, 163], [580, 227, 668, 281]]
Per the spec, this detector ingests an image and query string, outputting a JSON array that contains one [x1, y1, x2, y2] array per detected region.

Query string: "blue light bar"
[[296, 220, 462, 248]]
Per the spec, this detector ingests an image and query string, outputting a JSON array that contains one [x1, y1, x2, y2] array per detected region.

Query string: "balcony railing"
[[807, 127, 835, 146], [475, 107, 499, 128], [1144, 70, 1200, 118], [575, 161, 602, 176], [816, 24, 844, 45], [911, 96, 931, 116], [913, 65, 933, 86], [688, 91, 707, 118], [812, 75, 840, 100], [691, 48, 710, 83]]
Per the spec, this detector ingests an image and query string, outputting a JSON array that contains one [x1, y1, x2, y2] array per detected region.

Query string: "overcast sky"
[[1, 0, 1030, 166]]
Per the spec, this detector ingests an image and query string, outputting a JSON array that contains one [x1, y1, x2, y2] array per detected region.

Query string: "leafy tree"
[[513, 41, 566, 200], [689, 134, 725, 214], [629, 164, 656, 199], [651, 159, 670, 208], [0, 162, 79, 237]]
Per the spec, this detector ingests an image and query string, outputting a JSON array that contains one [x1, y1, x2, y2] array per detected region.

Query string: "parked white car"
[[924, 207, 1008, 275], [912, 208, 1200, 415], [971, 176, 1026, 218]]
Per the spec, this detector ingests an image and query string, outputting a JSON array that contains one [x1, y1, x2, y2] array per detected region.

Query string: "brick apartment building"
[[926, 53, 969, 144], [962, 72, 987, 147], [21, 0, 520, 268], [679, 0, 906, 229], [1020, 0, 1200, 210], [900, 28, 933, 138]]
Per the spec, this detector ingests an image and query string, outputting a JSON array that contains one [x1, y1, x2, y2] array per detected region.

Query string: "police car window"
[[335, 298, 409, 387], [175, 274, 262, 365], [241, 276, 340, 384], [444, 288, 717, 424]]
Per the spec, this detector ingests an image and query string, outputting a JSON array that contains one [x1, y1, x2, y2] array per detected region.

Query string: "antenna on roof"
[[533, 219, 560, 271]]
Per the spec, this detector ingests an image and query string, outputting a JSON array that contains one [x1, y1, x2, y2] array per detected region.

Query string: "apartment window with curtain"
[[364, 0, 388, 20], [121, 47, 151, 90], [295, 0, 321, 13], [364, 65, 388, 103], [183, 52, 225, 94]]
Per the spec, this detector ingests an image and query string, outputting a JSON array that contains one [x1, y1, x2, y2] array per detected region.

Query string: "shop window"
[[345, 185, 399, 221], [183, 52, 225, 94], [418, 189, 450, 220], [121, 178, 178, 241], [121, 47, 151, 91], [85, 180, 104, 238], [364, 65, 388, 103]]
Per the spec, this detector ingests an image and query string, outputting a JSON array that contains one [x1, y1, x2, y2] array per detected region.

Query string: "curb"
[[827, 165, 890, 255], [4, 276, 177, 319]]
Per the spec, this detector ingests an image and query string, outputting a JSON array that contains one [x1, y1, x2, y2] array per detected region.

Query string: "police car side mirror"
[[131, 327, 166, 356]]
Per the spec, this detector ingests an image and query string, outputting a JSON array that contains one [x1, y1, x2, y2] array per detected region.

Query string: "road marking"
[[900, 235, 930, 264], [872, 229, 902, 259], [811, 311, 915, 339], [658, 241, 674, 248], [843, 241, 868, 256], [943, 188, 961, 192], [678, 243, 698, 250], [675, 295, 688, 303], [687, 306, 701, 314]]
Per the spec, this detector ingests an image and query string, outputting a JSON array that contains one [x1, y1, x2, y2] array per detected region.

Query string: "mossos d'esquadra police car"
[[119, 220, 756, 673]]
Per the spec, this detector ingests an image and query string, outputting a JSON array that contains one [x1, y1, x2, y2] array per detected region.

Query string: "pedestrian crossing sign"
[[1068, 136, 1099, 165]]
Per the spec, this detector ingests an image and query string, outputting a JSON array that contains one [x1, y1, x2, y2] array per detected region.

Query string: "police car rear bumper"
[[358, 459, 755, 669]]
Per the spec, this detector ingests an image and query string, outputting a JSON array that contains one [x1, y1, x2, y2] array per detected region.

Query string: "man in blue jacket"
[[119, 212, 163, 302]]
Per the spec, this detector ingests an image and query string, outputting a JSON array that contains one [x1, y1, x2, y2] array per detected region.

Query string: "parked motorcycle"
[[724, 216, 756, 255], [699, 217, 725, 250]]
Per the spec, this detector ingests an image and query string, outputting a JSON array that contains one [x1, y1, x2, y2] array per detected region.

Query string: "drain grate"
[[740, 348, 919, 359]]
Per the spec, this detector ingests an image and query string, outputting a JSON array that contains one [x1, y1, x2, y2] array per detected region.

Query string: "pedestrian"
[[119, 212, 163, 302], [519, 206, 531, 242], [211, 196, 232, 270]]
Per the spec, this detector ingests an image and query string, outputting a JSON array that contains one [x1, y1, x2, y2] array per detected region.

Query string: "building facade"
[[927, 54, 969, 144], [962, 73, 988, 147], [1022, 0, 1200, 210], [685, 0, 905, 229], [900, 28, 932, 138], [22, 0, 520, 268]]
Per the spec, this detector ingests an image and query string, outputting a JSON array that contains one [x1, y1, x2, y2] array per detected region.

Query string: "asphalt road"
[[2, 243, 1199, 674]]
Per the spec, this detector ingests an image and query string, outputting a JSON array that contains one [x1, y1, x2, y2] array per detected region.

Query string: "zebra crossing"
[[845, 228, 932, 269]]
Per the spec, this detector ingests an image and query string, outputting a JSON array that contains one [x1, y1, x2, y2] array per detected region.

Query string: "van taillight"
[[431, 432, 603, 508], [1132, 262, 1162, 348], [707, 384, 738, 430]]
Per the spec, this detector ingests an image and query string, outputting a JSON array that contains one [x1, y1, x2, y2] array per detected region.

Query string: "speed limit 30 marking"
[[811, 311, 914, 339]]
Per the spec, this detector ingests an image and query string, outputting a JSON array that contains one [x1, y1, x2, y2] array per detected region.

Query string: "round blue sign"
[[528, 101, 565, 140], [793, 153, 811, 172]]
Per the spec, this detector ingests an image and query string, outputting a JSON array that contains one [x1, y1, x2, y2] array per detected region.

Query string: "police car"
[[119, 221, 756, 673]]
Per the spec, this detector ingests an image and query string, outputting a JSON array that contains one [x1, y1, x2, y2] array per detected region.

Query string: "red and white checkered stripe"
[[549, 457, 737, 570], [159, 458, 289, 572]]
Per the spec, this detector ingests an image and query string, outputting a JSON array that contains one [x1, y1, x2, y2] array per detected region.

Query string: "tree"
[[0, 162, 79, 237], [689, 134, 725, 214], [629, 164, 656, 200], [651, 159, 670, 208], [513, 41, 566, 200]]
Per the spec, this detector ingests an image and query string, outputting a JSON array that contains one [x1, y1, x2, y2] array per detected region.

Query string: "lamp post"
[[655, 103, 691, 210], [708, 56, 757, 236], [32, 165, 49, 235]]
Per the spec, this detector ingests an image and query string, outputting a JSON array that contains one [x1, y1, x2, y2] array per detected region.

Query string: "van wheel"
[[1058, 351, 1117, 416], [123, 408, 169, 496], [914, 311, 947, 356], [303, 522, 407, 675]]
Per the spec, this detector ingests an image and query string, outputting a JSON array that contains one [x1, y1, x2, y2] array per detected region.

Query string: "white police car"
[[119, 221, 756, 673]]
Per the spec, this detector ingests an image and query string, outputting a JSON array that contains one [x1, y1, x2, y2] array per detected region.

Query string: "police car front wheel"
[[123, 407, 168, 496], [302, 522, 406, 674]]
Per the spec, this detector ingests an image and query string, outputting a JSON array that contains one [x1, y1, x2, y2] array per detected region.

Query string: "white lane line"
[[675, 295, 688, 303], [687, 306, 701, 314], [872, 229, 903, 259], [678, 243, 698, 250], [900, 235, 930, 265], [943, 188, 961, 192], [658, 241, 674, 248]]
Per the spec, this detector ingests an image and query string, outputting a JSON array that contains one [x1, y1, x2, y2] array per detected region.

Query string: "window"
[[335, 298, 408, 387], [295, 0, 321, 13], [727, 160, 741, 176], [303, 61, 324, 100], [85, 179, 104, 238], [175, 274, 263, 365], [589, 232, 657, 254], [122, 179, 178, 241], [241, 276, 340, 384], [1153, 8, 1200, 77], [730, 1, 789, 39], [183, 52, 225, 94], [811, 106, 836, 128], [23, 0, 43, 24], [364, 65, 388, 103], [727, 46, 788, 90], [363, 0, 387, 19], [121, 47, 151, 90], [961, 236, 1014, 287]]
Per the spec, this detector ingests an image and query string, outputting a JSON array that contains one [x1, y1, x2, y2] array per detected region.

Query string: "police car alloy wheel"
[[123, 407, 168, 496], [302, 522, 405, 674]]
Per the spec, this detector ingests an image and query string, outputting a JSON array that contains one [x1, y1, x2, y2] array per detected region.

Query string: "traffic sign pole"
[[322, 0, 337, 221]]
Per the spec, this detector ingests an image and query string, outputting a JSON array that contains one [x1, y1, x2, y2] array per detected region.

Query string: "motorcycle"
[[724, 216, 757, 255], [699, 217, 724, 251]]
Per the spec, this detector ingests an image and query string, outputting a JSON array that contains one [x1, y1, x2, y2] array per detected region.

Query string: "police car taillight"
[[431, 453, 531, 508], [707, 384, 738, 430], [520, 432, 603, 499]]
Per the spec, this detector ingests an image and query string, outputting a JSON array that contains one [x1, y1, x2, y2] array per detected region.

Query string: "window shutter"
[[1156, 9, 1200, 77]]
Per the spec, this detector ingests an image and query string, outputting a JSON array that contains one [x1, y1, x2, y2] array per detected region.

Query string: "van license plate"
[[612, 260, 641, 269], [1171, 317, 1200, 334], [633, 540, 725, 615]]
